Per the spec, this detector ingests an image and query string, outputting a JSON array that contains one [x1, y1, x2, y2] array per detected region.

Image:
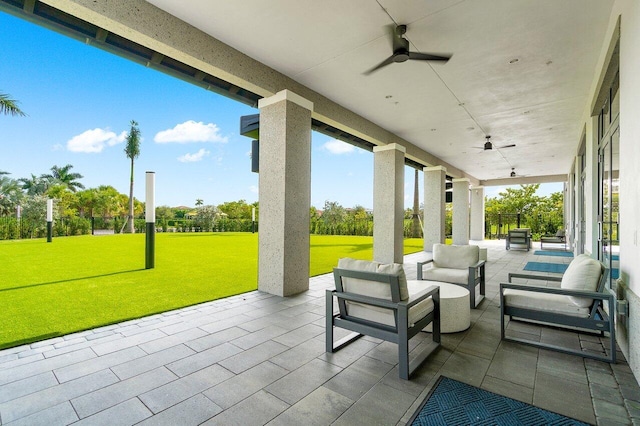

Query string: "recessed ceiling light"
[[523, 110, 531, 114], [466, 127, 475, 131], [385, 95, 393, 99], [458, 102, 465, 107], [509, 58, 519, 64], [546, 60, 553, 65], [431, 128, 437, 131]]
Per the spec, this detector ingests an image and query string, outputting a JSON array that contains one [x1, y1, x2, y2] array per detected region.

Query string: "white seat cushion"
[[422, 266, 469, 285], [348, 281, 434, 327], [504, 289, 591, 317], [560, 254, 603, 307]]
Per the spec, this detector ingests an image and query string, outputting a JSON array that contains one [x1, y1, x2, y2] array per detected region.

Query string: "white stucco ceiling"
[[146, 0, 614, 182]]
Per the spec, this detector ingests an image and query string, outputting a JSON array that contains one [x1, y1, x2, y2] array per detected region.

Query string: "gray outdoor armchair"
[[417, 244, 486, 308], [500, 254, 615, 363], [326, 258, 440, 380]]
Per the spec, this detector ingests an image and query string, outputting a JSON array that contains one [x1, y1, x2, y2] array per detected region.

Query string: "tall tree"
[[124, 120, 141, 233], [0, 92, 26, 117], [41, 164, 85, 192]]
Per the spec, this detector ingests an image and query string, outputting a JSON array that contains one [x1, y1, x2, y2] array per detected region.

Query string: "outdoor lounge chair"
[[506, 228, 531, 251], [417, 244, 486, 308], [500, 254, 615, 363], [326, 258, 440, 380], [540, 229, 567, 250]]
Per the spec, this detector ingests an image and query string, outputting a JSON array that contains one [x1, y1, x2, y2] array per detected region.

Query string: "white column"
[[469, 186, 485, 241], [258, 90, 313, 296], [452, 178, 470, 245], [423, 166, 447, 251], [373, 143, 405, 264]]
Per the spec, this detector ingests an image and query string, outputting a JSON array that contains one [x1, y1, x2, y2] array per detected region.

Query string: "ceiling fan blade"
[[363, 55, 395, 75], [408, 52, 451, 62], [498, 144, 516, 149]]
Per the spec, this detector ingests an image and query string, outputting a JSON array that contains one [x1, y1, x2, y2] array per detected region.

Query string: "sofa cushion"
[[503, 289, 591, 317], [422, 266, 469, 285], [432, 244, 479, 270], [560, 254, 603, 307]]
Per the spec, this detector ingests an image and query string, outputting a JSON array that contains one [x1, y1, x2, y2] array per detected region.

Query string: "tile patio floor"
[[0, 240, 638, 425]]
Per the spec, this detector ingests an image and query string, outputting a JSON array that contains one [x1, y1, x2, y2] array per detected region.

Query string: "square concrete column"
[[423, 166, 447, 252], [258, 90, 313, 296], [452, 178, 470, 245], [469, 186, 485, 241], [373, 143, 405, 264]]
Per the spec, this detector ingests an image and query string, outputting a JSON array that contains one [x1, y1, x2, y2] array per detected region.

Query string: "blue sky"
[[1, 12, 561, 209]]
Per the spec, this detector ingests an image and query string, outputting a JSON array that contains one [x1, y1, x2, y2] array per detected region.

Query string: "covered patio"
[[0, 241, 637, 425]]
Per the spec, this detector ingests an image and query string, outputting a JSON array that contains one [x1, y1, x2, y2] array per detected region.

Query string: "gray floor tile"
[[201, 390, 289, 426], [0, 347, 96, 386], [486, 346, 537, 388], [111, 344, 195, 380], [72, 398, 152, 426], [332, 383, 415, 426], [271, 323, 324, 347], [70, 367, 177, 418], [204, 361, 289, 409], [54, 346, 146, 383], [534, 371, 595, 424], [0, 371, 58, 404], [267, 386, 353, 426], [166, 342, 243, 377], [269, 337, 325, 371], [136, 394, 222, 426], [438, 351, 491, 387], [0, 369, 119, 423], [2, 401, 78, 426], [324, 356, 394, 401], [266, 358, 342, 405], [218, 340, 289, 374], [92, 329, 168, 356], [184, 327, 248, 352], [139, 364, 234, 414], [230, 325, 289, 350], [481, 375, 534, 404], [138, 327, 208, 354]]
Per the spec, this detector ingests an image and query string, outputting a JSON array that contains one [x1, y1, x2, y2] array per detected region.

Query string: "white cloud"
[[66, 128, 126, 153], [154, 120, 228, 144], [177, 148, 210, 163], [322, 139, 354, 154], [249, 185, 259, 194]]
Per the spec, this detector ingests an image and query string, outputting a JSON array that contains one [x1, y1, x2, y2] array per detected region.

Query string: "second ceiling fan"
[[476, 136, 516, 151], [364, 25, 451, 75]]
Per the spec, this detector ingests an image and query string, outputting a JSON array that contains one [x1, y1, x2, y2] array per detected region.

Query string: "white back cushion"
[[338, 258, 409, 301], [433, 244, 479, 269], [560, 254, 603, 307], [337, 258, 410, 326]]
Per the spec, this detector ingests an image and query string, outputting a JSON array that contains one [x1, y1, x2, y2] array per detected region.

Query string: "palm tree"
[[41, 164, 85, 192], [124, 120, 141, 233], [19, 174, 48, 195], [0, 93, 26, 117], [195, 199, 204, 207]]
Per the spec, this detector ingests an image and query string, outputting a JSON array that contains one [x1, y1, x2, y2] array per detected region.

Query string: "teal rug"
[[523, 262, 568, 274], [409, 376, 589, 425], [534, 250, 574, 258]]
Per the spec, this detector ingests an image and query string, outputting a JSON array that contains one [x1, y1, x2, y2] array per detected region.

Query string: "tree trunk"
[[127, 157, 135, 233], [412, 169, 421, 238]]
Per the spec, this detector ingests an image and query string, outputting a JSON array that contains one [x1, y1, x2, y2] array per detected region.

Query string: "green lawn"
[[0, 233, 423, 349]]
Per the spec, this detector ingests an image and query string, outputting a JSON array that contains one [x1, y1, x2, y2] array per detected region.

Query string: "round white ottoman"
[[409, 280, 470, 333]]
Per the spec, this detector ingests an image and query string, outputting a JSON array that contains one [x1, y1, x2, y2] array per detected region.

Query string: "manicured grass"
[[0, 233, 423, 349]]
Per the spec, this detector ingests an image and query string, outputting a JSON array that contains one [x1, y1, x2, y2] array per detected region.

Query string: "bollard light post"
[[145, 171, 156, 269], [46, 198, 53, 243], [252, 206, 256, 233]]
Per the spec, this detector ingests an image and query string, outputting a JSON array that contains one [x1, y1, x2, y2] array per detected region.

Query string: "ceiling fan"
[[509, 168, 529, 178], [475, 135, 516, 151], [364, 25, 451, 75]]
